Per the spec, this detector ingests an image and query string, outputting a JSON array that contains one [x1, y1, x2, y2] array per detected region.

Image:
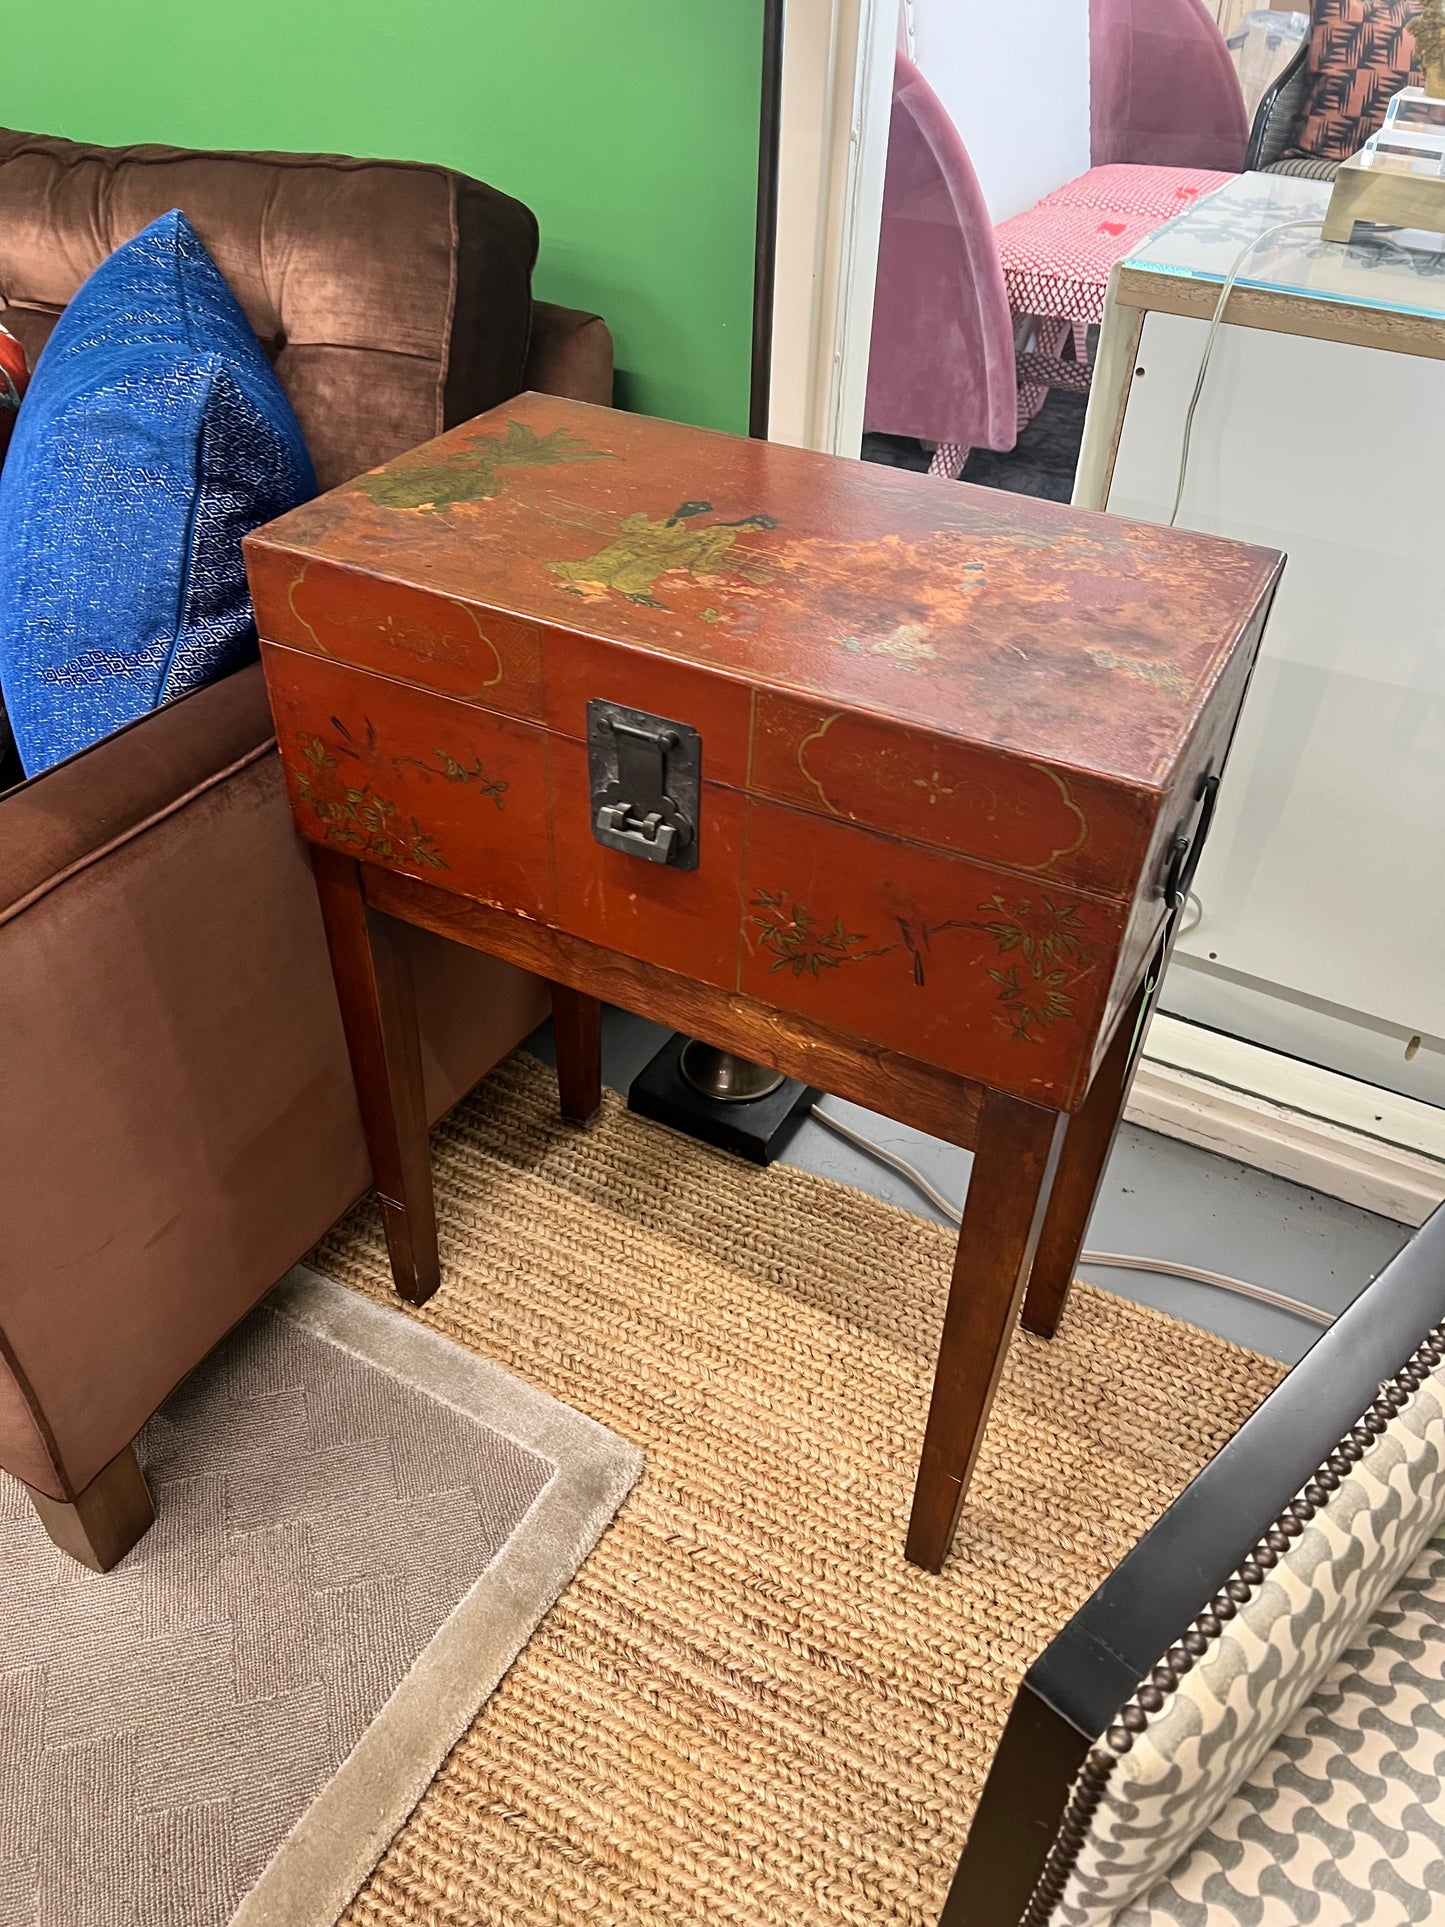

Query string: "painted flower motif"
[[291, 725, 494, 870], [294, 757, 447, 870], [393, 748, 507, 809], [912, 770, 956, 806]]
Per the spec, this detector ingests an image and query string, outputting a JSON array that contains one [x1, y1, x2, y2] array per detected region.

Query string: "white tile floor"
[[526, 1006, 1413, 1368]]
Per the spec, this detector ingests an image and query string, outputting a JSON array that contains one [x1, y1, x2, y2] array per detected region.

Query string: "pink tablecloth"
[[995, 163, 1234, 326]]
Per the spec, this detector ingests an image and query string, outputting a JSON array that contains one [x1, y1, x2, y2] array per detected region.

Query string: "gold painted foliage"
[[975, 893, 1087, 1042], [749, 890, 891, 977], [393, 748, 508, 809], [295, 736, 447, 870], [353, 420, 614, 514], [748, 884, 1091, 1042]]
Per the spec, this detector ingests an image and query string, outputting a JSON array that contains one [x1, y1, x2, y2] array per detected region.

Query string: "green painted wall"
[[4, 2, 764, 431]]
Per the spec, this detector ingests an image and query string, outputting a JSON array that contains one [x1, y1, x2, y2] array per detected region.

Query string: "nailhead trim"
[[1020, 1324, 1445, 1925], [1019, 1748, 1115, 1927]]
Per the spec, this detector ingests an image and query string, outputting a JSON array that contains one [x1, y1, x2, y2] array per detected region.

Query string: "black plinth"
[[627, 1033, 817, 1165]]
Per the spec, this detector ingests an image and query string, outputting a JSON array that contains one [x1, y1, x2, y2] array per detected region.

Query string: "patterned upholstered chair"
[[942, 1201, 1445, 1927], [1245, 0, 1423, 183], [1243, 35, 1318, 173]]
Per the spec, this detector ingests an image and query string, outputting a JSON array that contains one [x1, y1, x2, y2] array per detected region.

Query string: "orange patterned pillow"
[[1287, 0, 1422, 164], [0, 322, 27, 466]]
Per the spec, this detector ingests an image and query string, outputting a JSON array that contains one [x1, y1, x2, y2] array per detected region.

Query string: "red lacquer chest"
[[247, 394, 1280, 1112]]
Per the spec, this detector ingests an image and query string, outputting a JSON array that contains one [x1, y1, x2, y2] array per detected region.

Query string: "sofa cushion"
[[0, 128, 539, 491], [0, 210, 316, 776], [1115, 1531, 1445, 1925], [0, 664, 275, 924]]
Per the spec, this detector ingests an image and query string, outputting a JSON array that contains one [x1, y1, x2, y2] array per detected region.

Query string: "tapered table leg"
[[906, 1090, 1068, 1572], [311, 847, 440, 1306], [1021, 960, 1157, 1340], [551, 983, 603, 1127]]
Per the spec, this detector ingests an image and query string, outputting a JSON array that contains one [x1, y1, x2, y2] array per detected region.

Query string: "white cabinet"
[[1079, 173, 1445, 1105]]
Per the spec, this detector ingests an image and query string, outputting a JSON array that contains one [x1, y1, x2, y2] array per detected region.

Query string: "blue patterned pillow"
[[0, 210, 316, 775]]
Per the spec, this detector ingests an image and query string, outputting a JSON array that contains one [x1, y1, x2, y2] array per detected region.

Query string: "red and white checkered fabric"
[[1032, 164, 1236, 218], [995, 164, 1234, 326]]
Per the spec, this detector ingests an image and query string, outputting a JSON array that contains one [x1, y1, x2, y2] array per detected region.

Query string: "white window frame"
[[769, 0, 897, 454]]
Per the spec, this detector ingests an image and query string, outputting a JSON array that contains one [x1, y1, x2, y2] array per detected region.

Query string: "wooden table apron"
[[249, 393, 1278, 1573], [304, 841, 1163, 1575]]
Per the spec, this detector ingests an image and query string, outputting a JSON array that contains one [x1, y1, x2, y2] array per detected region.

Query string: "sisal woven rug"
[[0, 1269, 639, 1927], [312, 1052, 1286, 1927]]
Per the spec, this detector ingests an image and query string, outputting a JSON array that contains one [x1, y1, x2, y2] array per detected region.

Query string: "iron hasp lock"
[[587, 699, 701, 869]]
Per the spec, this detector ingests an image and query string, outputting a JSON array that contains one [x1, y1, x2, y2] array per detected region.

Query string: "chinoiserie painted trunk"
[[246, 394, 1281, 1112]]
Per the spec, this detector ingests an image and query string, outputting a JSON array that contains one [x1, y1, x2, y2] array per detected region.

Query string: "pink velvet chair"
[[997, 0, 1245, 432], [866, 42, 1241, 482], [1091, 0, 1252, 173], [863, 54, 1018, 481]]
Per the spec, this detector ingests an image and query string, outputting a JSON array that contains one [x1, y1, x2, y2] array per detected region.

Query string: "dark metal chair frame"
[[1243, 36, 1312, 172]]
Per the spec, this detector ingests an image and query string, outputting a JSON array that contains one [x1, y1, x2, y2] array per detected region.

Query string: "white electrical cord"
[[811, 1102, 964, 1220], [809, 1103, 1333, 1327], [1077, 1251, 1329, 1325], [1169, 218, 1325, 528]]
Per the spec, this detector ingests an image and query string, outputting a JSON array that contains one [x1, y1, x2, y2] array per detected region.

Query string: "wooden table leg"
[[550, 983, 603, 1126], [1021, 966, 1154, 1341], [906, 1090, 1068, 1572], [311, 847, 440, 1306]]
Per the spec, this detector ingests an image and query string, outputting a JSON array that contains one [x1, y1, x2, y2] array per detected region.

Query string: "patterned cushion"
[[1039, 1322, 1445, 1926], [1286, 0, 1421, 164], [0, 323, 32, 780], [0, 321, 27, 467], [1263, 155, 1343, 180], [1117, 1534, 1445, 1925], [0, 210, 315, 777]]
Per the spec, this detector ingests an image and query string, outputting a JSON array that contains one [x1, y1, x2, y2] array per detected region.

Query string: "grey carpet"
[[0, 1270, 642, 1927]]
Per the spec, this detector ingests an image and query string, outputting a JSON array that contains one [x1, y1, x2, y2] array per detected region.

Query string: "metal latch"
[[587, 699, 701, 869]]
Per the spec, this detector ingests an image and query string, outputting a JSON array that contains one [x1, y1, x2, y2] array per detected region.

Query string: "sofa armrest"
[[0, 678, 546, 1506], [524, 299, 614, 406], [942, 1204, 1442, 1927], [0, 663, 276, 924], [1032, 1208, 1441, 1741]]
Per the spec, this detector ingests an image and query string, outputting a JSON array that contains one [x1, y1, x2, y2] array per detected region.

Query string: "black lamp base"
[[627, 1033, 816, 1165]]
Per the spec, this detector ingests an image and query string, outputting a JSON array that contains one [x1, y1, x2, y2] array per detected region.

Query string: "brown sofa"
[[0, 130, 613, 1568]]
